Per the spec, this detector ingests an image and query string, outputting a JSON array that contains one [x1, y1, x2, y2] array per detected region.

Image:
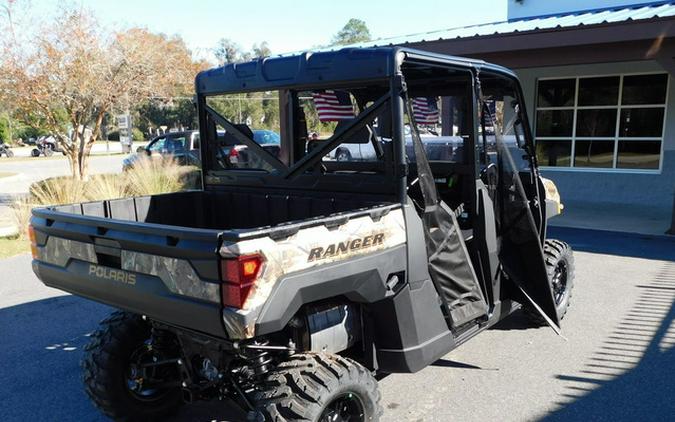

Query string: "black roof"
[[195, 47, 515, 96]]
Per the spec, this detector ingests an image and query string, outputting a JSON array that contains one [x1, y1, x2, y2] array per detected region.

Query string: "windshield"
[[148, 135, 188, 153], [253, 130, 280, 145]]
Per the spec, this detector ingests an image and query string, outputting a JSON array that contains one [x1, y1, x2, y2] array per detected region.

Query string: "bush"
[[131, 127, 145, 142], [0, 119, 7, 143], [28, 159, 200, 207], [86, 174, 131, 201], [30, 177, 87, 205], [125, 157, 198, 196], [10, 196, 35, 239]]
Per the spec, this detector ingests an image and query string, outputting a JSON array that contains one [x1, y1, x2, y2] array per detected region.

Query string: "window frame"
[[534, 71, 668, 173]]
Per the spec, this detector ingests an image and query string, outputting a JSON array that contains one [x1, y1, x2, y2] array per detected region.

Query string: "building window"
[[535, 73, 668, 170]]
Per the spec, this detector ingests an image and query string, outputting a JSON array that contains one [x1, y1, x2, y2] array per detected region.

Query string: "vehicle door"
[[164, 134, 189, 164], [146, 136, 167, 158], [477, 71, 560, 331]]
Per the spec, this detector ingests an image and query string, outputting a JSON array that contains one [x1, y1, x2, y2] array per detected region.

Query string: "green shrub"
[[131, 127, 145, 142], [0, 119, 7, 143]]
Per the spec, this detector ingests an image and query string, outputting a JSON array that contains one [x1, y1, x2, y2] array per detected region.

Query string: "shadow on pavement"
[[0, 294, 246, 421], [548, 226, 675, 261], [542, 261, 675, 421]]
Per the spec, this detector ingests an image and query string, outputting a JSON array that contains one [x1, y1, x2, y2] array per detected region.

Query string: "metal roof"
[[341, 1, 675, 49]]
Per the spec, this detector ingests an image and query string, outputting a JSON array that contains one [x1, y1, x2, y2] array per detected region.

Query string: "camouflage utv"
[[29, 47, 574, 421]]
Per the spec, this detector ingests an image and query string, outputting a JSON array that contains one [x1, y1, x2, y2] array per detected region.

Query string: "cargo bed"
[[30, 188, 397, 338]]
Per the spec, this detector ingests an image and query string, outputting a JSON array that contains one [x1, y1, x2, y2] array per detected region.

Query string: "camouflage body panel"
[[122, 251, 220, 303], [220, 207, 407, 339], [37, 237, 98, 267], [36, 236, 219, 303]]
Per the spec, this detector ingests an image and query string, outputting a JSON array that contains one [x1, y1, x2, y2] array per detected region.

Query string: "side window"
[[205, 93, 283, 172], [480, 79, 531, 170], [165, 136, 187, 153], [301, 89, 389, 168], [192, 134, 200, 150], [147, 137, 166, 153]]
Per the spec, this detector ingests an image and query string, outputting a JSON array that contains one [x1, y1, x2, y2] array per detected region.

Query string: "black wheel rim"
[[551, 261, 568, 305], [319, 392, 365, 422], [125, 342, 174, 402]]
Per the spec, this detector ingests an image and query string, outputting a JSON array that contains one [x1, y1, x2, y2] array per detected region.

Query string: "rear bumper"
[[33, 259, 227, 338]]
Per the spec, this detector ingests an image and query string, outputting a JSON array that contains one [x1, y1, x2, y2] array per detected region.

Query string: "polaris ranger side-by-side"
[[29, 47, 575, 421]]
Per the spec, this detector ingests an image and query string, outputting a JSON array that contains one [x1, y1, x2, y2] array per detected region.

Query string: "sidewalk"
[[549, 200, 672, 237]]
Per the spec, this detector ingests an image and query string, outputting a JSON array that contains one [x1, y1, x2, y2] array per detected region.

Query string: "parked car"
[[330, 133, 465, 162], [218, 128, 281, 167], [123, 130, 201, 171]]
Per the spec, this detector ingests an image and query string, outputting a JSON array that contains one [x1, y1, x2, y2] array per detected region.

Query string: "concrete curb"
[[0, 224, 19, 238], [0, 173, 22, 183]]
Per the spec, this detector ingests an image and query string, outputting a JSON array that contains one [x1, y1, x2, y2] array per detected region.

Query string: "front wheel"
[[31, 148, 40, 157], [82, 311, 183, 421], [525, 239, 575, 325], [249, 353, 382, 422]]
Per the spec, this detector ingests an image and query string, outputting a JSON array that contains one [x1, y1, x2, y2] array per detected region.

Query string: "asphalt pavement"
[[0, 231, 673, 421]]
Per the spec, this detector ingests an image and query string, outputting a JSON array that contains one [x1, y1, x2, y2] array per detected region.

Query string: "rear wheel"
[[525, 239, 575, 325], [82, 311, 183, 421], [249, 353, 382, 422]]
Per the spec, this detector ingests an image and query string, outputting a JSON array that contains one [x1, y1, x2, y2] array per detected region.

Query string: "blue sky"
[[32, 0, 506, 59]]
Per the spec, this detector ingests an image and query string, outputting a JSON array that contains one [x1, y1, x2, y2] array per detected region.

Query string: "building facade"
[[353, 0, 675, 233]]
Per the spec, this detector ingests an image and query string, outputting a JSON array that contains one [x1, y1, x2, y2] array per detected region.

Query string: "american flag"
[[412, 97, 440, 124], [312, 90, 354, 121]]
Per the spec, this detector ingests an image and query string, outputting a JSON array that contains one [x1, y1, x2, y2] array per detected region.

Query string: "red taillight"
[[228, 148, 239, 157], [220, 254, 264, 308]]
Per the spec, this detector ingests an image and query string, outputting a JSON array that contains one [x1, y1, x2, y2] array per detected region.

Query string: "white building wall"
[[508, 0, 657, 20]]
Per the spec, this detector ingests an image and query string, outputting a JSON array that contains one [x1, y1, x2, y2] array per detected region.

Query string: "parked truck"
[[29, 47, 574, 421]]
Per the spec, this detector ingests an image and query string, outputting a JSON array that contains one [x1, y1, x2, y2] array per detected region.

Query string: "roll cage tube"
[[203, 104, 286, 173], [200, 92, 393, 182], [474, 69, 545, 235]]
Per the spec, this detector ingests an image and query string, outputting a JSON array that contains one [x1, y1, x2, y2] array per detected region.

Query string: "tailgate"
[[30, 208, 227, 338]]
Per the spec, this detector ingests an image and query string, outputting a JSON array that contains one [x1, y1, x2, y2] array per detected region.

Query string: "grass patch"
[[0, 237, 29, 259]]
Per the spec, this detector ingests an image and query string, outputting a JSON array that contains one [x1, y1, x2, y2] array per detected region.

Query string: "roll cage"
[[195, 47, 540, 205]]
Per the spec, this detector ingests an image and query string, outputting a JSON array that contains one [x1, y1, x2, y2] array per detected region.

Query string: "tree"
[[331, 18, 371, 46], [252, 41, 271, 59], [214, 38, 246, 65], [0, 4, 198, 179]]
